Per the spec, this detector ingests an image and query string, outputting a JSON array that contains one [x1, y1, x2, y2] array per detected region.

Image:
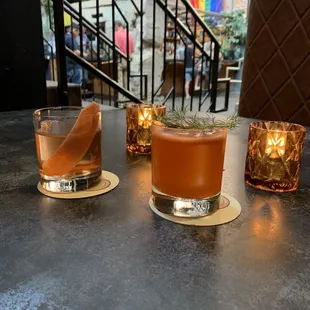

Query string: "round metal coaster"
[[37, 171, 119, 199], [149, 193, 241, 226]]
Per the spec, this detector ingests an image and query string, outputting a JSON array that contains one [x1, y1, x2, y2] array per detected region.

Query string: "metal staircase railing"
[[63, 1, 127, 60], [154, 0, 222, 111], [66, 48, 143, 103], [52, 0, 141, 106], [46, 0, 228, 112]]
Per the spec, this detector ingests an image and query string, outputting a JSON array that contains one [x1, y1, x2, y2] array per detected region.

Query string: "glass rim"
[[126, 103, 166, 110], [33, 106, 100, 118], [152, 120, 227, 133], [250, 121, 306, 133]]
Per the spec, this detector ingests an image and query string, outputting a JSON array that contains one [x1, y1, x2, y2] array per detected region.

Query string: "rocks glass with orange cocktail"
[[151, 110, 239, 217], [33, 103, 102, 193]]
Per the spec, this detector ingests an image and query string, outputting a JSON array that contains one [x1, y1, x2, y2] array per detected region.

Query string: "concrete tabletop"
[[0, 109, 310, 310]]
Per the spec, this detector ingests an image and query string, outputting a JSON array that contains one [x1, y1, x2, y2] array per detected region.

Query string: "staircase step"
[[46, 80, 81, 107], [81, 89, 93, 98], [82, 101, 119, 111]]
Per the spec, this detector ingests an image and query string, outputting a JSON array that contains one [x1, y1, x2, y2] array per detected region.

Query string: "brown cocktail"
[[33, 103, 102, 193], [152, 121, 227, 217]]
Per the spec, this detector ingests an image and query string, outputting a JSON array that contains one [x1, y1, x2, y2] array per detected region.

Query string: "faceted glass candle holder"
[[245, 121, 306, 192], [126, 104, 166, 155]]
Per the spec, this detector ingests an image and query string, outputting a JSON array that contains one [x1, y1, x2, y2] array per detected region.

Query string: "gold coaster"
[[149, 193, 241, 226], [37, 170, 119, 199]]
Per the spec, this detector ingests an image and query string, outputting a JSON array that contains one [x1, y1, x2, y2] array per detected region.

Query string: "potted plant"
[[221, 10, 248, 60]]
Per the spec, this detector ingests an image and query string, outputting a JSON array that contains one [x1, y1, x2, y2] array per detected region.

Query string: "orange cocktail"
[[151, 122, 227, 217], [33, 104, 102, 193]]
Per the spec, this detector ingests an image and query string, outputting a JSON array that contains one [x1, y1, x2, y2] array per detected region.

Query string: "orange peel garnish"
[[42, 103, 101, 176]]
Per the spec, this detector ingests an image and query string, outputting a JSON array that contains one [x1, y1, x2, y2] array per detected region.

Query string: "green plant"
[[41, 0, 52, 16], [158, 106, 241, 133], [41, 0, 54, 31], [222, 10, 248, 49]]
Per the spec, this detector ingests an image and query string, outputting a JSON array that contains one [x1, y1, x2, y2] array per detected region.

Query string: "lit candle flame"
[[265, 131, 286, 158], [138, 109, 152, 128]]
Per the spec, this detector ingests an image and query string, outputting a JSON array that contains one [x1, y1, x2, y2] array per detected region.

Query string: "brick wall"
[[234, 0, 248, 14], [222, 0, 248, 14], [222, 0, 231, 12]]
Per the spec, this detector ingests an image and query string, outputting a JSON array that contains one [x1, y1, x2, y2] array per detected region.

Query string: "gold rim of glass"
[[126, 103, 166, 109], [250, 121, 306, 133], [33, 106, 99, 118], [152, 120, 227, 134]]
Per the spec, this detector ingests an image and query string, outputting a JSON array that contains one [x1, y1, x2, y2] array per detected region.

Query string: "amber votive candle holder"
[[245, 121, 306, 192], [126, 104, 166, 155]]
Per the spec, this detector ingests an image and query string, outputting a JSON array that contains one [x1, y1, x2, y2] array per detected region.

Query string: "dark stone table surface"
[[1, 109, 310, 310]]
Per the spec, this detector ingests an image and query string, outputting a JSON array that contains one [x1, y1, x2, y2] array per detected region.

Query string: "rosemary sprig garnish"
[[157, 106, 241, 132]]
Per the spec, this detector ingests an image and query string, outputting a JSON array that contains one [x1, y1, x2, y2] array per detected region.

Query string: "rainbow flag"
[[191, 0, 222, 13]]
